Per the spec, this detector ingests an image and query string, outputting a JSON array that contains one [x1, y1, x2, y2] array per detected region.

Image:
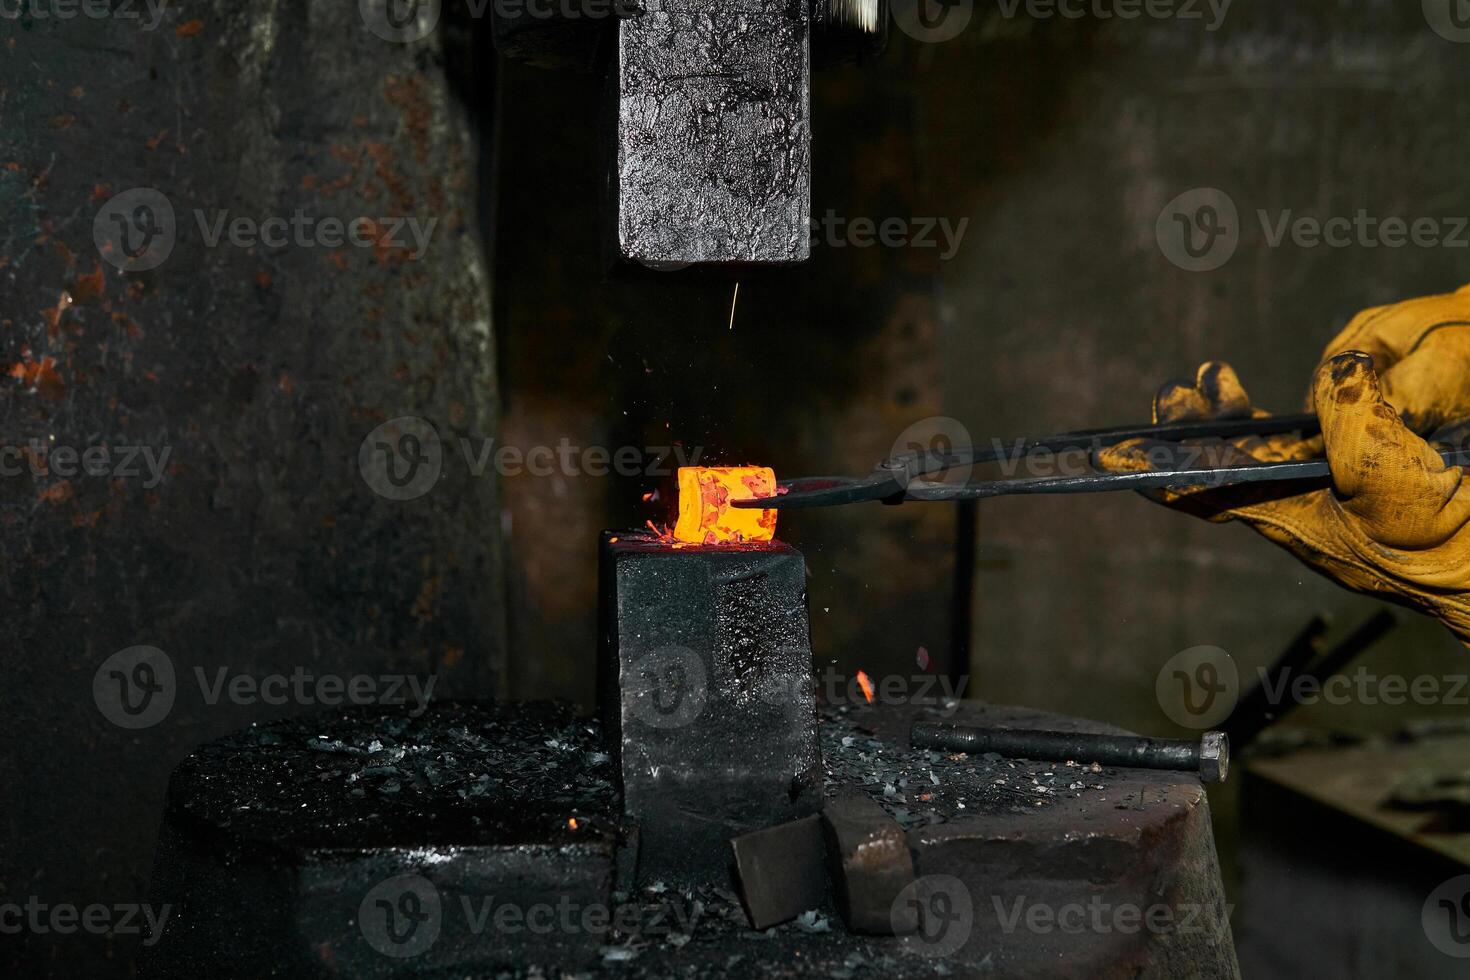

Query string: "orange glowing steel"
[[857, 670, 875, 704], [568, 817, 579, 830], [673, 467, 778, 545]]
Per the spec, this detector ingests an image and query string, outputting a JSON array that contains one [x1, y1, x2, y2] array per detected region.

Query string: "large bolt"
[[910, 723, 1231, 783]]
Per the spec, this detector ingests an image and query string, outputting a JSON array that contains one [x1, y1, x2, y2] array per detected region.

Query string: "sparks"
[[857, 670, 875, 704], [568, 817, 579, 830]]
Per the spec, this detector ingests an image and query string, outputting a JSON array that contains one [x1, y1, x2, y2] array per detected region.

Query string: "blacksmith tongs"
[[732, 413, 1470, 511]]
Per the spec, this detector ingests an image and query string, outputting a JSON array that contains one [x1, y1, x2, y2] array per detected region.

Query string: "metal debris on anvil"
[[174, 701, 620, 849], [818, 704, 1124, 831], [581, 881, 950, 980]]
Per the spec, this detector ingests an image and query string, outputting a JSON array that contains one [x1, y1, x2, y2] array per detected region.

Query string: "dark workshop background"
[[4, 0, 1470, 975]]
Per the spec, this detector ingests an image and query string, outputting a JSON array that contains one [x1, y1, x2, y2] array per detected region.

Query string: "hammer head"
[[613, 0, 812, 267]]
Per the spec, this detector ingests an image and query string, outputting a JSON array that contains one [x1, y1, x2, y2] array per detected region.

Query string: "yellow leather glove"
[[1098, 287, 1470, 646]]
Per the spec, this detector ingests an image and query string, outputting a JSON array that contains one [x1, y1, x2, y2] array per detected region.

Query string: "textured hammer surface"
[[616, 0, 811, 264]]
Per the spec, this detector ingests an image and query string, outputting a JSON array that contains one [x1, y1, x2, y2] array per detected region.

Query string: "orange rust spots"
[[856, 670, 875, 704], [255, 270, 273, 289], [673, 467, 778, 545], [10, 355, 65, 401], [146, 130, 168, 150], [50, 115, 75, 130], [327, 252, 347, 271], [70, 86, 85, 99], [176, 19, 204, 37], [90, 183, 110, 204], [72, 262, 105, 302], [300, 174, 318, 190], [39, 481, 73, 505]]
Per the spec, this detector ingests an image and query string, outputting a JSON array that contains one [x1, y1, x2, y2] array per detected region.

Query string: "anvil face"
[[615, 0, 812, 266]]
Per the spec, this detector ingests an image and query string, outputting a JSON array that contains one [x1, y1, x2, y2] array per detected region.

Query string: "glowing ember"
[[856, 670, 875, 704], [568, 817, 579, 830], [673, 467, 778, 545]]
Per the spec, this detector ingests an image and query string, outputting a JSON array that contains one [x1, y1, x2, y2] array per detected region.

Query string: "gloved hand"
[[1097, 286, 1470, 646]]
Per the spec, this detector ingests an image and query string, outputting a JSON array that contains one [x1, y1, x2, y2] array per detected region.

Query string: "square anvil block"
[[599, 531, 822, 884], [614, 0, 812, 266]]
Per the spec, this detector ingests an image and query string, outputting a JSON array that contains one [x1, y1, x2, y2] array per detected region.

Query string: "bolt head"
[[1200, 731, 1230, 783]]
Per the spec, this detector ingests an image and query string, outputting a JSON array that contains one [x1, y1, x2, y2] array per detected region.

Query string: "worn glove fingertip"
[[1153, 380, 1210, 424], [1195, 361, 1254, 419]]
